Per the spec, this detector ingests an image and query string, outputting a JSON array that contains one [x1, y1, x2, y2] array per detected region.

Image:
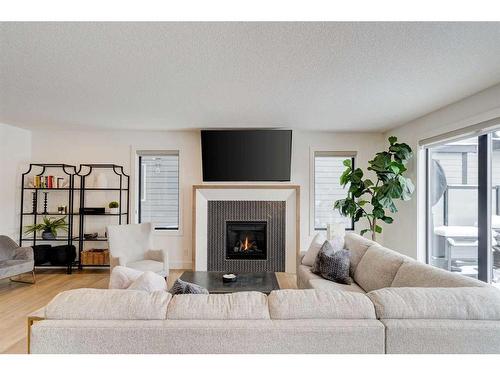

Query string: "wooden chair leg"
[[10, 270, 36, 284]]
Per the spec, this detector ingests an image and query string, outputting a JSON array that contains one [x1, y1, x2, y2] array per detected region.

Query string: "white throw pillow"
[[301, 233, 326, 266], [109, 266, 144, 289], [127, 271, 167, 292]]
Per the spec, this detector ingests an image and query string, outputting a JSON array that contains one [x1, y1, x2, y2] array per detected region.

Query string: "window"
[[426, 133, 499, 286], [138, 151, 179, 230], [313, 151, 355, 231]]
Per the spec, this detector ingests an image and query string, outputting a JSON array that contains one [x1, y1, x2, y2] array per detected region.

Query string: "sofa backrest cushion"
[[167, 291, 270, 320], [354, 244, 410, 292], [367, 287, 500, 320], [343, 233, 374, 276], [268, 289, 376, 319], [391, 261, 486, 288], [45, 288, 171, 320]]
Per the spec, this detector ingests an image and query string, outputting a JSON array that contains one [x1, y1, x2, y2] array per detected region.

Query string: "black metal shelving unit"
[[19, 164, 78, 274], [76, 164, 130, 270], [19, 163, 130, 273]]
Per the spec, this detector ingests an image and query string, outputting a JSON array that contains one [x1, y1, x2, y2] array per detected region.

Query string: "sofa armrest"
[[367, 287, 500, 320], [145, 249, 169, 277], [297, 251, 306, 266], [14, 246, 34, 261]]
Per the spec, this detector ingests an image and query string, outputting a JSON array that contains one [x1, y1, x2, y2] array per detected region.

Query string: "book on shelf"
[[31, 175, 67, 189]]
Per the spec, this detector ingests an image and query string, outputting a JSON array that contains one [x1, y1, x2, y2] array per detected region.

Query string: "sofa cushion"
[[297, 264, 324, 289], [127, 271, 167, 292], [367, 287, 500, 320], [308, 278, 366, 293], [45, 288, 171, 320], [301, 233, 326, 266], [167, 291, 270, 320], [354, 244, 409, 292], [343, 232, 375, 275], [268, 289, 375, 319], [391, 261, 486, 288]]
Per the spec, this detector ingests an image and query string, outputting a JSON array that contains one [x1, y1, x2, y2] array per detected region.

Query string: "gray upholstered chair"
[[0, 236, 35, 284]]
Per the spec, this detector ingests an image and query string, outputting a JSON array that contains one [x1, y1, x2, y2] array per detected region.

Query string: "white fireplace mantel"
[[192, 185, 300, 273]]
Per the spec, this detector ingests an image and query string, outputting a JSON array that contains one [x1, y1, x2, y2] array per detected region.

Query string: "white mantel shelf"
[[192, 184, 300, 273]]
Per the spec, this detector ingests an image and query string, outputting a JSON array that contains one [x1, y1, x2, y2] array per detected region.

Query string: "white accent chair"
[[107, 223, 169, 278]]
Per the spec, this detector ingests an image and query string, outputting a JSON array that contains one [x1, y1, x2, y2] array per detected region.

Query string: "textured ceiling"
[[2, 22, 500, 132]]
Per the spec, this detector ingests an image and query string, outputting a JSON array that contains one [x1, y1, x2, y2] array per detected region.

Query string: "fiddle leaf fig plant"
[[334, 136, 415, 240]]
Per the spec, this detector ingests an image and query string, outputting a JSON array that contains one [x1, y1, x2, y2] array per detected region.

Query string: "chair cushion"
[[391, 261, 486, 288], [45, 288, 171, 320], [343, 232, 375, 275], [126, 259, 165, 274], [367, 287, 500, 320], [268, 289, 375, 319], [167, 292, 270, 320], [354, 244, 410, 292], [127, 271, 167, 292]]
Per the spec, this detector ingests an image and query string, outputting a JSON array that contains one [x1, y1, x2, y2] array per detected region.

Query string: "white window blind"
[[138, 151, 179, 230], [314, 152, 354, 230]]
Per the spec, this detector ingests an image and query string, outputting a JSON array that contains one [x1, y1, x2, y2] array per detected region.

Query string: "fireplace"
[[226, 221, 267, 260]]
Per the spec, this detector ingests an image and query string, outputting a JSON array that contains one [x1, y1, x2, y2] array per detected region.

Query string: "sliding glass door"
[[426, 133, 498, 286]]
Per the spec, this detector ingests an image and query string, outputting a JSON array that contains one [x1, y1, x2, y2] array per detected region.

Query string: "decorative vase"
[[41, 230, 55, 240], [95, 173, 108, 188], [110, 207, 119, 215]]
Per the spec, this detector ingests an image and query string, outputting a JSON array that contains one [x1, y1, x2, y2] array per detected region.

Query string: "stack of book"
[[32, 176, 66, 189]]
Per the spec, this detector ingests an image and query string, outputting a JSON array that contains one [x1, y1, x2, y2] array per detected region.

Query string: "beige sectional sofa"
[[298, 232, 500, 353], [29, 288, 385, 354], [29, 233, 500, 354]]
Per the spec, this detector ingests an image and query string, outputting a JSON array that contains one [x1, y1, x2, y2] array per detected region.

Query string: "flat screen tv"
[[201, 129, 292, 182]]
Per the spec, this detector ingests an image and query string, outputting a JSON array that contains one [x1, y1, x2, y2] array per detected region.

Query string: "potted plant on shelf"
[[24, 216, 68, 240], [109, 201, 119, 215], [334, 136, 415, 241]]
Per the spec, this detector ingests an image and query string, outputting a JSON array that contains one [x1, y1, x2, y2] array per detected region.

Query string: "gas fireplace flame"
[[240, 236, 256, 252]]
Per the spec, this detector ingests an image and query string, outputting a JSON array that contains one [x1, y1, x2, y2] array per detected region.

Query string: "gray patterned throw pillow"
[[311, 241, 352, 285], [170, 278, 209, 295]]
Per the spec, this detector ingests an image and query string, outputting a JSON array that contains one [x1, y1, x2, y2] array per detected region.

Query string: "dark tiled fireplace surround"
[[207, 200, 286, 272]]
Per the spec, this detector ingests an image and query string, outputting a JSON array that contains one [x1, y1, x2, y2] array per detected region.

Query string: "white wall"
[[0, 123, 31, 239], [29, 128, 385, 268], [383, 83, 500, 260]]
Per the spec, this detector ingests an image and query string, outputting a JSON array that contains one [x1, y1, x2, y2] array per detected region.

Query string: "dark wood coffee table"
[[178, 271, 280, 294]]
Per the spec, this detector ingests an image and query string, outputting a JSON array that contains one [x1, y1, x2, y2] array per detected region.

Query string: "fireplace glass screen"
[[226, 221, 267, 260]]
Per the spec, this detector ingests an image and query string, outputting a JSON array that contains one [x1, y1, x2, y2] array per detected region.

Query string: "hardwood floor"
[[0, 269, 296, 354]]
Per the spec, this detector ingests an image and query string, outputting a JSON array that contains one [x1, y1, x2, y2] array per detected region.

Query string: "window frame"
[[310, 149, 356, 234], [137, 150, 180, 232]]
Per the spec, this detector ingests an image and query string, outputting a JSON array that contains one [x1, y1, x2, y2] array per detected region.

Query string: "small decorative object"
[[327, 219, 346, 241], [222, 273, 237, 283], [334, 136, 414, 240], [31, 192, 37, 214], [57, 205, 67, 214], [43, 192, 48, 214], [108, 201, 119, 214], [24, 216, 68, 240], [94, 172, 108, 188], [84, 232, 98, 239]]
